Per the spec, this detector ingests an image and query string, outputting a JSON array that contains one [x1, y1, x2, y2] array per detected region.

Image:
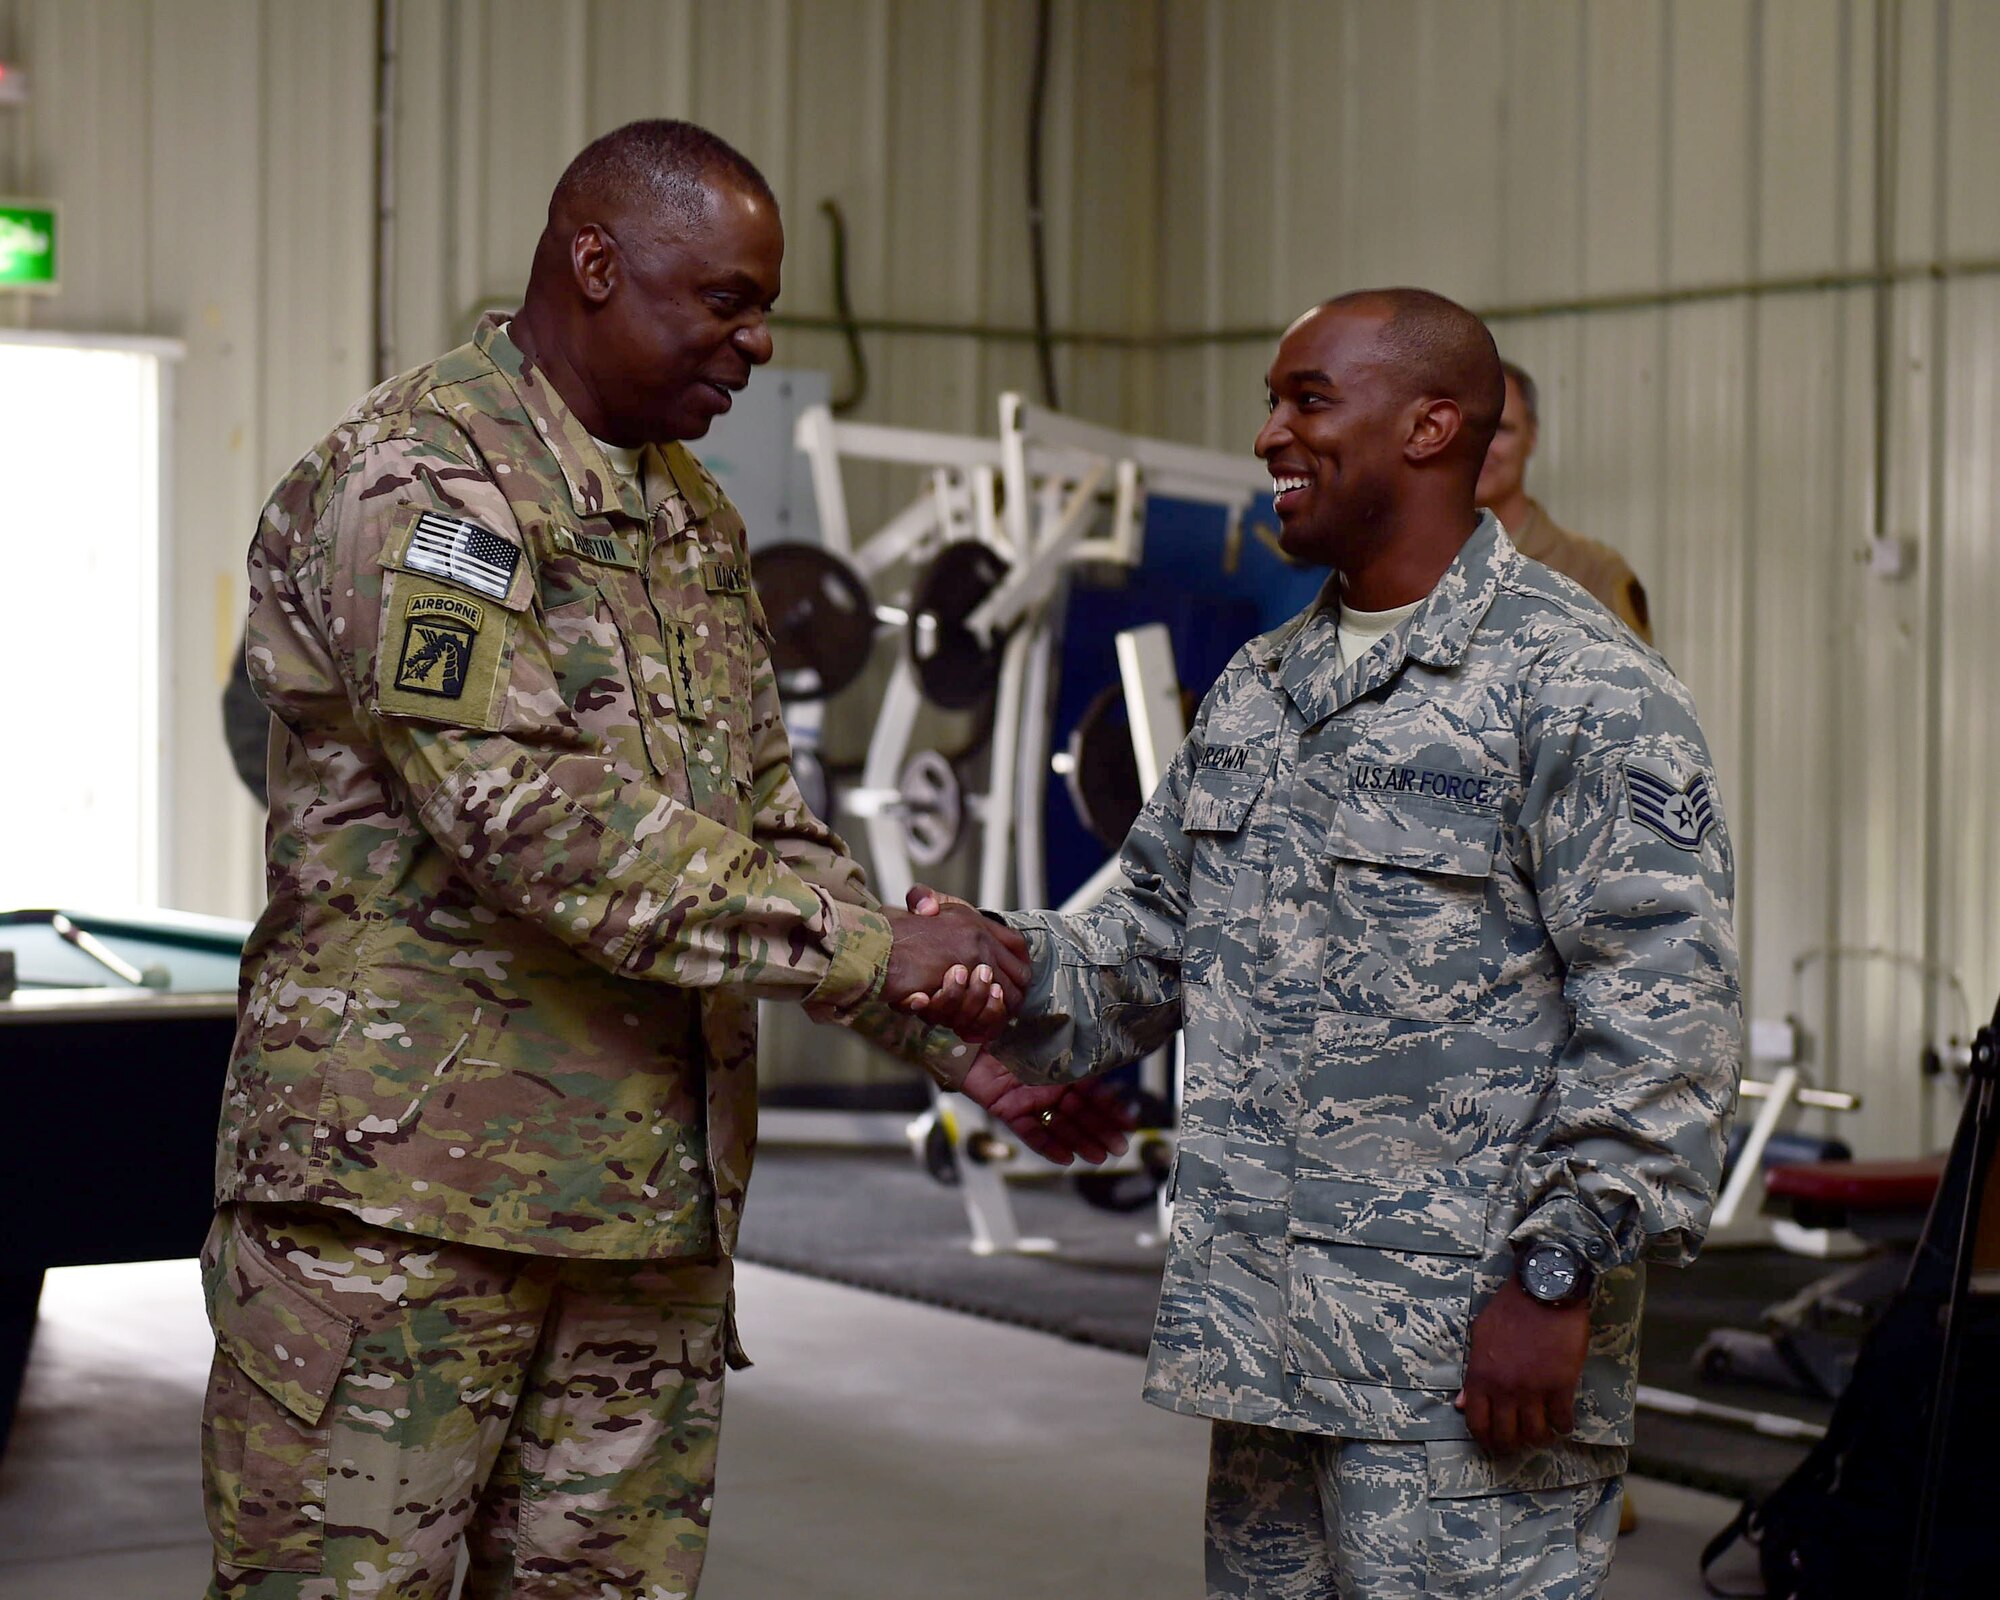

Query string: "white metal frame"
[[790, 393, 1265, 1254]]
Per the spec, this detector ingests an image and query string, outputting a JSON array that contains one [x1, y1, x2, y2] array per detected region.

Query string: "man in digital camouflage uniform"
[[931, 289, 1740, 1596], [1475, 360, 1653, 646], [205, 120, 1124, 1600]]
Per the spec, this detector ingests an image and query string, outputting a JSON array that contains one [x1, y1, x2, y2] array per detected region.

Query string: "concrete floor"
[[0, 1257, 1746, 1598]]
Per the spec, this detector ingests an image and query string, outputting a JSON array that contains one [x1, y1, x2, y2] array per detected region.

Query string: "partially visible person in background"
[[221, 639, 268, 805], [1476, 360, 1653, 645]]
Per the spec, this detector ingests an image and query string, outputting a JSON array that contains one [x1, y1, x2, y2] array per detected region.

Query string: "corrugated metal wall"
[[0, 0, 375, 921], [0, 0, 1157, 931], [1158, 0, 2000, 1157], [2, 0, 1992, 1152]]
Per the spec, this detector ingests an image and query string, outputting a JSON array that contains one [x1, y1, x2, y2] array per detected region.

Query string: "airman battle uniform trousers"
[[996, 516, 1740, 1598], [209, 316, 965, 1597], [1205, 1428, 1621, 1599]]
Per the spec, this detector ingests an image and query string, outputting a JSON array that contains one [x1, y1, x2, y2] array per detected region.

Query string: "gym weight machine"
[[754, 393, 1270, 1254]]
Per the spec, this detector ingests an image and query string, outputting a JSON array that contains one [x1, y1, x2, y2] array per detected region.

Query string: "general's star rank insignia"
[[1625, 757, 1718, 851]]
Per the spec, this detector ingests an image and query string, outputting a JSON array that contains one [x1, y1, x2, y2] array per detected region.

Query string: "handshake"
[[876, 884, 1132, 1165], [880, 884, 1030, 1043]]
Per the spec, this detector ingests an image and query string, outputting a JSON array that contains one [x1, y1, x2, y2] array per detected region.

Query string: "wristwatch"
[[1516, 1241, 1593, 1306]]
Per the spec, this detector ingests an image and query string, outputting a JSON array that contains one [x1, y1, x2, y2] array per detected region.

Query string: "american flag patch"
[[402, 513, 520, 600], [1626, 757, 1718, 851]]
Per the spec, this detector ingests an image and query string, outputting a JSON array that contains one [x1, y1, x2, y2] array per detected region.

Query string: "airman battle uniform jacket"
[[224, 315, 959, 1262], [998, 514, 1740, 1493]]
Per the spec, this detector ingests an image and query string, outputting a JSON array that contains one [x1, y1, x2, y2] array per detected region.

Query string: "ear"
[[571, 224, 618, 305], [1404, 397, 1463, 465]]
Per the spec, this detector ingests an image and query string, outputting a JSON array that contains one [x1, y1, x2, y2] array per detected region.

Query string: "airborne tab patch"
[[1625, 757, 1718, 851]]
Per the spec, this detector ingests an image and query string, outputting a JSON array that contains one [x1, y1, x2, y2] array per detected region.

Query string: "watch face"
[[1524, 1245, 1582, 1302]]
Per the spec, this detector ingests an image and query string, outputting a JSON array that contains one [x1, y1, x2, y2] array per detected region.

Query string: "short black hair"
[[1501, 359, 1539, 425], [550, 118, 774, 231], [1323, 287, 1506, 460]]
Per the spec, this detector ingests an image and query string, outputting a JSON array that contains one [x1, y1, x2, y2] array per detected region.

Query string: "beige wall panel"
[[463, 0, 586, 312], [1889, 0, 1942, 262], [1818, 286, 1931, 1151], [6, 0, 153, 330], [1405, 0, 1505, 308], [688, 0, 794, 206], [1332, 3, 1427, 296], [1566, 310, 1665, 582], [257, 3, 374, 480], [1655, 300, 1751, 854], [584, 0, 696, 133], [388, 0, 455, 365], [869, 1, 984, 448], [1757, 0, 1850, 278], [1578, 0, 1664, 297], [1155, 0, 1215, 334], [1935, 276, 2000, 1082], [1270, 1, 1348, 317], [1941, 0, 2000, 257], [1739, 294, 1849, 1102], [1665, 0, 1755, 285], [147, 2, 281, 920], [1209, 1, 1282, 322], [1495, 0, 1584, 305]]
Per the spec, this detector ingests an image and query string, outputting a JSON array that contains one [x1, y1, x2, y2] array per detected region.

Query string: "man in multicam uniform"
[[205, 120, 1123, 1600], [1475, 360, 1654, 646], [932, 289, 1740, 1597]]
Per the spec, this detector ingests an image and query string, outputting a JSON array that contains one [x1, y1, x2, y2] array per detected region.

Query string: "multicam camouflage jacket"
[[998, 514, 1741, 1491], [224, 314, 965, 1261]]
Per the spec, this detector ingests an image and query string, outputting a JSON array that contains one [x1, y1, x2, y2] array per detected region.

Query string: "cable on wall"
[[1025, 0, 1060, 409], [819, 199, 869, 414]]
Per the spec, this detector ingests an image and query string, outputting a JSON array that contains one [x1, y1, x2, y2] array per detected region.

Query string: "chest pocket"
[[1181, 763, 1265, 985], [610, 510, 757, 830], [533, 528, 654, 771], [1320, 800, 1499, 1024]]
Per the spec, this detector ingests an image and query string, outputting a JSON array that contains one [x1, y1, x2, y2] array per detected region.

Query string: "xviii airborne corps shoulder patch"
[[395, 592, 483, 698]]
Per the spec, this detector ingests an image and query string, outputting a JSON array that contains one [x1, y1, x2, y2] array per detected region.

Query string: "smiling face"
[[581, 178, 784, 445], [1253, 303, 1420, 567]]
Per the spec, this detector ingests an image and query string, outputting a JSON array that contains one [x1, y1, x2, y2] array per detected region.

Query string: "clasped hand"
[[881, 884, 1133, 1167], [879, 892, 1029, 1042]]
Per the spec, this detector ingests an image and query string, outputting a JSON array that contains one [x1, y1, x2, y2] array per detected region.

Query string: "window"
[[0, 331, 177, 910]]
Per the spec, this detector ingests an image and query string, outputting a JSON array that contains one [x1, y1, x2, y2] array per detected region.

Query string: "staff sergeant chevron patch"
[[1625, 756, 1718, 850]]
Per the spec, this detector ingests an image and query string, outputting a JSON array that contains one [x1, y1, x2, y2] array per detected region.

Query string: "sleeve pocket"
[[1181, 768, 1263, 835], [202, 1223, 358, 1572]]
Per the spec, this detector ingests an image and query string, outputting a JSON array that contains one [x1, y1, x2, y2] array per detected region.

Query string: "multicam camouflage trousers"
[[1206, 1423, 1622, 1599], [198, 1202, 735, 1599]]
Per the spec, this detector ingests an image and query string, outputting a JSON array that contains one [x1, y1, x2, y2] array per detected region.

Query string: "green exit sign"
[[0, 201, 58, 291]]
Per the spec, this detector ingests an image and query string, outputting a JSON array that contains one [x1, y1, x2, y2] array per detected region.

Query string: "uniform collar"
[[474, 314, 650, 522], [1262, 511, 1512, 729]]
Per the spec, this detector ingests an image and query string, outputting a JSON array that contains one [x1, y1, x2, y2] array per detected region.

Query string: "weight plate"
[[908, 541, 1008, 711], [899, 749, 964, 868], [1064, 683, 1143, 850], [751, 542, 877, 701]]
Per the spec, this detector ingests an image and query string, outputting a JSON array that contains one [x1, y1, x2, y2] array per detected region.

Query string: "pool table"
[[0, 907, 249, 1457]]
